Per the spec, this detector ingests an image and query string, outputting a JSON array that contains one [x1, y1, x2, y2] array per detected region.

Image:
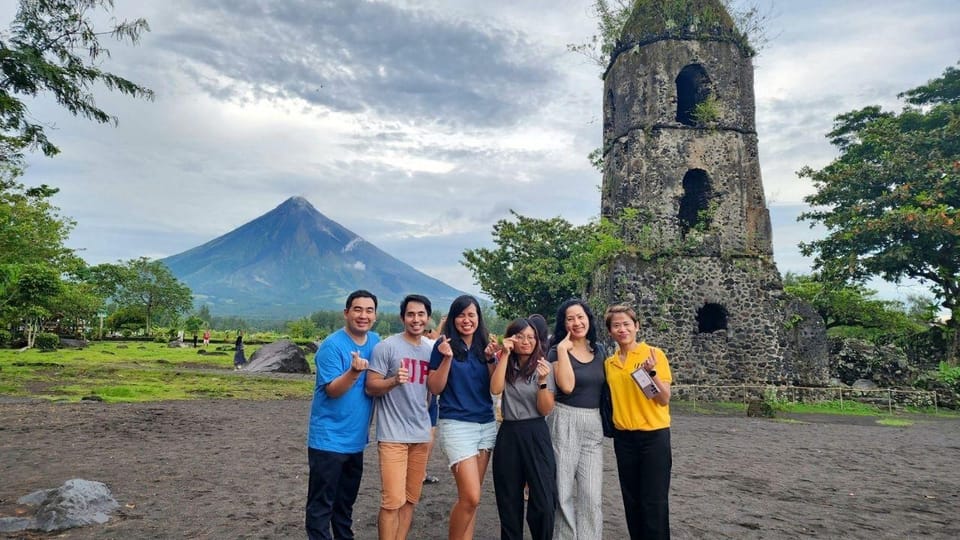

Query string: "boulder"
[[746, 400, 775, 418], [830, 337, 916, 387], [0, 479, 119, 533], [59, 338, 88, 349], [244, 339, 311, 374]]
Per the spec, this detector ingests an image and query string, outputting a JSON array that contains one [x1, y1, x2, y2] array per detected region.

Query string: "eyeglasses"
[[512, 335, 537, 342]]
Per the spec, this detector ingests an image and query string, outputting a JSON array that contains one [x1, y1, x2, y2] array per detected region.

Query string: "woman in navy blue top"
[[427, 295, 499, 540]]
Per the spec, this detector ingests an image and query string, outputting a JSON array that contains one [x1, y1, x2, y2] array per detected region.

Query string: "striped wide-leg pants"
[[547, 402, 604, 540]]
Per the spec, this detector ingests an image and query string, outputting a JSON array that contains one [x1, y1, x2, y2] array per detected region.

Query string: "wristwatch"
[[648, 370, 657, 378], [538, 383, 548, 390]]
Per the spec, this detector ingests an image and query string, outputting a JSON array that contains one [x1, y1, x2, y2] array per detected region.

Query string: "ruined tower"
[[590, 1, 828, 386]]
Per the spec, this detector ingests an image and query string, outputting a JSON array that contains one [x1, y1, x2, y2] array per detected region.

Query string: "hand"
[[557, 334, 573, 353], [484, 335, 502, 360], [350, 351, 369, 372], [500, 336, 515, 354], [536, 357, 551, 383], [437, 335, 453, 358], [643, 357, 656, 372], [395, 366, 409, 384]]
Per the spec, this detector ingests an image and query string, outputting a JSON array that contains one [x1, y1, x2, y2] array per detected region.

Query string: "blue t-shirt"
[[307, 328, 380, 453], [429, 341, 494, 423]]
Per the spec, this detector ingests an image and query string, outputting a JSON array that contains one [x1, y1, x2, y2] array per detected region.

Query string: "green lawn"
[[0, 341, 314, 403]]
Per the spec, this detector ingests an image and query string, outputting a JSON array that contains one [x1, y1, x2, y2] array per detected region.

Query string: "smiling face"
[[564, 304, 590, 340], [344, 296, 377, 338], [454, 303, 479, 338], [509, 326, 538, 357], [402, 300, 429, 339], [607, 312, 638, 348]]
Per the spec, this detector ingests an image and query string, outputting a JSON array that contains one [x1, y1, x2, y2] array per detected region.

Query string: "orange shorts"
[[378, 442, 430, 510]]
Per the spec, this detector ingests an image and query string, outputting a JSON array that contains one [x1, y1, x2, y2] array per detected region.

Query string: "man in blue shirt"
[[306, 290, 380, 540]]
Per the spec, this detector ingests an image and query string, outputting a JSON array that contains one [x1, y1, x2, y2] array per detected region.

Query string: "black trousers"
[[305, 448, 364, 540], [613, 427, 672, 540], [492, 417, 557, 540]]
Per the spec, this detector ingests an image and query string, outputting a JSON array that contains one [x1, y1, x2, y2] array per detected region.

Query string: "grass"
[[673, 398, 960, 426], [0, 341, 314, 403]]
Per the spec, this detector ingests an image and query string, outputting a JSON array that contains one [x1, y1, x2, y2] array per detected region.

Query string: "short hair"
[[401, 294, 432, 317], [604, 304, 639, 331], [345, 289, 378, 310]]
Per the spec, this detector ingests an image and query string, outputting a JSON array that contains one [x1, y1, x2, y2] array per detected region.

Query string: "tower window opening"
[[678, 169, 714, 236], [696, 303, 728, 333], [676, 64, 712, 126]]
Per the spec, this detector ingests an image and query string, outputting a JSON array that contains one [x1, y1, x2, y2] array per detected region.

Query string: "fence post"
[[888, 389, 893, 415], [839, 387, 843, 410]]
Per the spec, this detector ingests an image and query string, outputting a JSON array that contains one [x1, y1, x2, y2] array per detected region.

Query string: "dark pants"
[[305, 448, 364, 540], [492, 417, 557, 540], [613, 427, 671, 540]]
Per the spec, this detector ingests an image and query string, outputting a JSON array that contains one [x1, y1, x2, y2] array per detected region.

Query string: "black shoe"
[[423, 475, 440, 485]]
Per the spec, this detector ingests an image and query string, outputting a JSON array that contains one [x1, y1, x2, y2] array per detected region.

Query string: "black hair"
[[527, 313, 550, 360], [401, 294, 432, 317], [550, 298, 599, 352], [442, 295, 490, 362], [504, 318, 541, 384], [345, 289, 378, 310]]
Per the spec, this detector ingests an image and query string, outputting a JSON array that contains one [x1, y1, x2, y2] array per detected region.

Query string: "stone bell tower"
[[589, 0, 827, 386]]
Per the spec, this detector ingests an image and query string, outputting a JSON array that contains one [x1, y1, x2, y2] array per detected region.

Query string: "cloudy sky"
[[10, 0, 960, 307]]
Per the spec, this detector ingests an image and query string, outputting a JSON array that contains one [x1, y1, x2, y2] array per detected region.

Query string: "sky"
[[9, 0, 960, 309]]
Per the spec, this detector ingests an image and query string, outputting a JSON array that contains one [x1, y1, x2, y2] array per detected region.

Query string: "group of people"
[[305, 290, 674, 540]]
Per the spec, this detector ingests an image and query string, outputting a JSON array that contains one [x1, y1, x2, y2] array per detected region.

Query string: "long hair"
[[504, 318, 541, 384], [550, 298, 599, 352], [441, 295, 490, 362]]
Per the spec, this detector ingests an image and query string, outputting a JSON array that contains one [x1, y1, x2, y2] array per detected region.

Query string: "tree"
[[462, 211, 623, 320], [798, 62, 960, 363], [0, 263, 62, 347], [92, 258, 193, 335], [287, 317, 318, 339], [1, 0, 153, 166], [0, 167, 79, 269]]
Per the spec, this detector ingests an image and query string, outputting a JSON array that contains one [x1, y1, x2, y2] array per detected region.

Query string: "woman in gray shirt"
[[490, 318, 556, 540]]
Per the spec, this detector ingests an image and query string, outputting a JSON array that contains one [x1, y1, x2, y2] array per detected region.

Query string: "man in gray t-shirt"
[[365, 295, 435, 540]]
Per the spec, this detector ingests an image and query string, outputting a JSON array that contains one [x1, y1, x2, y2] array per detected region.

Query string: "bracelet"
[[538, 383, 548, 390]]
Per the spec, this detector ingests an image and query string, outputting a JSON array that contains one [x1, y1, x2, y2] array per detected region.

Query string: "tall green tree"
[[462, 212, 623, 320], [798, 62, 960, 363], [1, 0, 153, 166], [92, 258, 193, 335], [0, 263, 62, 347], [0, 167, 79, 269]]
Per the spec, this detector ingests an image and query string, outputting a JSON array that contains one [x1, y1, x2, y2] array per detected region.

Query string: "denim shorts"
[[437, 419, 498, 468]]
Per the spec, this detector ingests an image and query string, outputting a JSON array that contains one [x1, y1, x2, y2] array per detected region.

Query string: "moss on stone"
[[617, 0, 753, 58]]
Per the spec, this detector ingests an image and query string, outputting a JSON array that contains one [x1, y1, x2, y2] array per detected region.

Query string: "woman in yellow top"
[[603, 305, 672, 540]]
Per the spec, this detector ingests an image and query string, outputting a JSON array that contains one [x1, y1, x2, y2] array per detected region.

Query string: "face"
[[510, 327, 537, 356], [401, 301, 429, 338], [344, 297, 377, 336], [607, 312, 638, 346], [454, 303, 479, 337], [564, 304, 589, 339]]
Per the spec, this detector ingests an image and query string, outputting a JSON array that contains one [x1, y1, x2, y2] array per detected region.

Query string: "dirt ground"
[[1, 398, 958, 540]]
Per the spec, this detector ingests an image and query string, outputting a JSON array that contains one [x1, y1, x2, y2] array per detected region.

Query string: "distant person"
[[548, 299, 607, 540], [424, 315, 447, 341], [490, 318, 556, 540], [202, 329, 211, 348], [366, 294, 435, 540], [306, 290, 381, 540], [604, 304, 673, 539], [192, 331, 198, 348], [233, 331, 246, 370], [427, 295, 499, 540]]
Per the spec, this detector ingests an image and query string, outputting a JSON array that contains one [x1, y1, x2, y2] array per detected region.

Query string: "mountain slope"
[[162, 197, 466, 317]]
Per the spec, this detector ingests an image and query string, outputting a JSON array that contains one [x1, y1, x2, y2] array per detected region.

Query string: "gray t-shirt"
[[370, 334, 435, 443], [502, 367, 556, 422]]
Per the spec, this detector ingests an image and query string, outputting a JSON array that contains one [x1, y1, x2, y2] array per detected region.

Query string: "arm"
[[489, 338, 514, 395], [643, 348, 672, 405], [365, 369, 408, 397], [535, 358, 555, 416], [426, 336, 453, 395], [325, 351, 367, 398], [552, 336, 576, 394]]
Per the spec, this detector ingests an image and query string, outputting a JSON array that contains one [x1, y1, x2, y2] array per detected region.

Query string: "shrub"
[[35, 332, 60, 351], [0, 329, 11, 348]]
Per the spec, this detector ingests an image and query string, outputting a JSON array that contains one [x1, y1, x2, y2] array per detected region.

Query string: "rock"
[[0, 479, 119, 533], [80, 395, 104, 402], [830, 337, 917, 387], [244, 339, 311, 374], [746, 400, 775, 418], [167, 341, 189, 348], [303, 341, 319, 354], [59, 338, 88, 349], [852, 379, 878, 390]]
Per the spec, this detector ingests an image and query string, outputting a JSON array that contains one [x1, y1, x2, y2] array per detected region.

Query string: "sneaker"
[[423, 475, 440, 485]]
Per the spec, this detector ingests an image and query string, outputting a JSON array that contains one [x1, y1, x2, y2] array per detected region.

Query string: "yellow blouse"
[[604, 342, 672, 431]]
